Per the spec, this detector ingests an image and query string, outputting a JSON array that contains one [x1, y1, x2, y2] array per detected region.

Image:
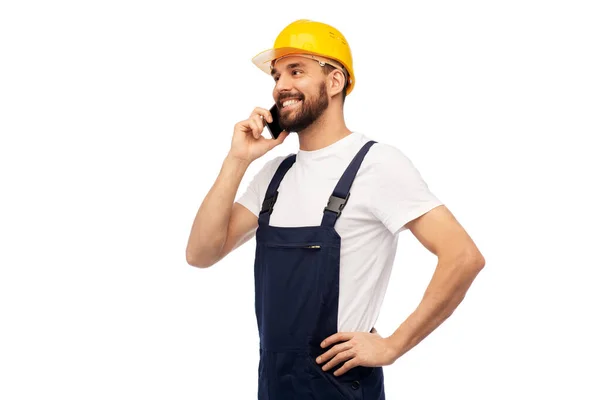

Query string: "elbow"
[[185, 249, 216, 269], [449, 247, 485, 276], [466, 249, 485, 273], [186, 236, 225, 268], [474, 248, 486, 270]]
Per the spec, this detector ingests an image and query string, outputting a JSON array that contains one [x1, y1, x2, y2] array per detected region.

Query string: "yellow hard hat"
[[252, 19, 355, 95]]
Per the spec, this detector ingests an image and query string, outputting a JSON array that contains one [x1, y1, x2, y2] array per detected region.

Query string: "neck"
[[296, 105, 352, 151]]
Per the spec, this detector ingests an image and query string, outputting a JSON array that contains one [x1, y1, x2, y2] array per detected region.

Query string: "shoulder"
[[357, 135, 417, 172], [358, 135, 434, 191], [266, 152, 296, 172], [249, 152, 295, 183]]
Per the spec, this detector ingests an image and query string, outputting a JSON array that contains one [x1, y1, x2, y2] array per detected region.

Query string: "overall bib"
[[254, 140, 386, 399]]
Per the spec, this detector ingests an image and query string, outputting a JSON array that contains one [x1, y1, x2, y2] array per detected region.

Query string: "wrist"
[[385, 333, 408, 361], [225, 152, 252, 169]]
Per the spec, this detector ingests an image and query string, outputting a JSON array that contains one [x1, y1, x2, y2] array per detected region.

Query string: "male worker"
[[186, 19, 485, 399]]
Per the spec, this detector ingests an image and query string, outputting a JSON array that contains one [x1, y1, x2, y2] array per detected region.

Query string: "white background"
[[1, 0, 599, 399]]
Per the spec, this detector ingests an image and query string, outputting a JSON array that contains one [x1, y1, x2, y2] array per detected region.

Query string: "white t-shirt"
[[236, 131, 443, 333]]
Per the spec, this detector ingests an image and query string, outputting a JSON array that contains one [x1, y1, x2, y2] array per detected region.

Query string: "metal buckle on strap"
[[323, 192, 350, 217], [260, 191, 279, 215]]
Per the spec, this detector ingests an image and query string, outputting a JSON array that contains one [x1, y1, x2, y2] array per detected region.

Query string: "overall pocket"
[[303, 354, 350, 400], [258, 242, 326, 350]]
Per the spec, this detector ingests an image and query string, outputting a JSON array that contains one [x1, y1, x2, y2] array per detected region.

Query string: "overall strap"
[[258, 154, 296, 226], [321, 140, 377, 228]]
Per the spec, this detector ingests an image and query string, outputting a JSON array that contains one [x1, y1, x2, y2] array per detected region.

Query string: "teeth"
[[283, 99, 300, 108]]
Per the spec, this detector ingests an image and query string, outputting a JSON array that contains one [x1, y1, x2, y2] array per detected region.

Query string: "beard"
[[278, 82, 329, 133]]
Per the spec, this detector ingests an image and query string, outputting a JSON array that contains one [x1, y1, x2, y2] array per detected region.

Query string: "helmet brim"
[[252, 47, 354, 95], [252, 47, 327, 74]]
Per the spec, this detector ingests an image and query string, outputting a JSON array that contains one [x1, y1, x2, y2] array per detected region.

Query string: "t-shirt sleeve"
[[235, 155, 287, 217], [367, 144, 443, 235]]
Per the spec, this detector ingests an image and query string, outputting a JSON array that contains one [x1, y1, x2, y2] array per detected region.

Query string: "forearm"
[[387, 253, 484, 360], [186, 153, 251, 267]]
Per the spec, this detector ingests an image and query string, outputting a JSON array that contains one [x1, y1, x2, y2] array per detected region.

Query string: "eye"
[[292, 69, 303, 76]]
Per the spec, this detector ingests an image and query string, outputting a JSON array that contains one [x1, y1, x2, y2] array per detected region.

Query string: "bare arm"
[[185, 155, 255, 268], [387, 204, 486, 359], [315, 204, 485, 374], [185, 107, 289, 268]]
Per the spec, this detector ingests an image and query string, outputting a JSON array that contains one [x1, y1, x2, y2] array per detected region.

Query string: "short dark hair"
[[322, 63, 348, 103]]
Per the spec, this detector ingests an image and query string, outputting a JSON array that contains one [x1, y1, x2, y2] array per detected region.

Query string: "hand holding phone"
[[229, 105, 288, 164]]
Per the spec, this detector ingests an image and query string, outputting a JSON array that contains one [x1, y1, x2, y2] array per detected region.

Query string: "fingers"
[[246, 119, 261, 139], [333, 358, 360, 376], [251, 114, 265, 131], [321, 349, 355, 372], [321, 332, 353, 348], [316, 332, 363, 376], [236, 106, 281, 142], [250, 107, 273, 123], [317, 341, 352, 365], [267, 131, 289, 148]]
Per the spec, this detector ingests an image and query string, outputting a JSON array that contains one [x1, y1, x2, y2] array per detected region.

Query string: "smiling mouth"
[[281, 99, 302, 110]]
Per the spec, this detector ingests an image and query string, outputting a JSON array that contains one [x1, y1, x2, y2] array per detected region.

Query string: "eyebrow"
[[271, 62, 305, 77]]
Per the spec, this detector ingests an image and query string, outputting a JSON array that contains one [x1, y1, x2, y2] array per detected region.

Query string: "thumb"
[[270, 131, 289, 148]]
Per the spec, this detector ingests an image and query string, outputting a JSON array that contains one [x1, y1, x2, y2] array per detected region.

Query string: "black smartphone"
[[265, 104, 284, 139]]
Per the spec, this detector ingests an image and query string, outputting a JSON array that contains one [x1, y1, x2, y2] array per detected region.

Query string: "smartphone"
[[265, 104, 284, 139]]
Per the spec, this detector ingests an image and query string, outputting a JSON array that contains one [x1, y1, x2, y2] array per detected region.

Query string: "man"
[[186, 19, 485, 399]]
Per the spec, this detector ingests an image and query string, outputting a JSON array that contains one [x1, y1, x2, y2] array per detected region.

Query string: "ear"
[[328, 69, 346, 98]]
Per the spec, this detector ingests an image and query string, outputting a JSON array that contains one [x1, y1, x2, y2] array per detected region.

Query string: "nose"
[[275, 72, 293, 93]]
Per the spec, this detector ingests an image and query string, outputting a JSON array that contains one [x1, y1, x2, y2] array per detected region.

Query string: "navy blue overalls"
[[254, 140, 386, 399]]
